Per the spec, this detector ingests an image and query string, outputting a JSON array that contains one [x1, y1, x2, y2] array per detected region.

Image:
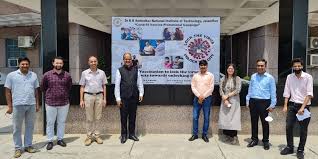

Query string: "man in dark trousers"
[[246, 59, 276, 150], [115, 52, 144, 144], [280, 58, 313, 159]]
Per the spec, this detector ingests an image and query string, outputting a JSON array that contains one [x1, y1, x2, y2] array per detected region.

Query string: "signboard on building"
[[111, 17, 220, 85]]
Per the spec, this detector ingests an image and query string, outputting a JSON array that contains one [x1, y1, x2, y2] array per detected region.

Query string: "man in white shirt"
[[280, 58, 313, 159], [5, 57, 40, 158], [115, 52, 144, 144], [79, 56, 107, 146]]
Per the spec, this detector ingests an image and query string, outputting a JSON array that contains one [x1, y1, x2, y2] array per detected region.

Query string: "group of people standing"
[[4, 54, 313, 159], [188, 58, 313, 159], [4, 54, 143, 158]]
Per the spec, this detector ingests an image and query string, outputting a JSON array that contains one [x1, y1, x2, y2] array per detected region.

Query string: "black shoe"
[[263, 142, 270, 150], [57, 140, 67, 147], [296, 151, 304, 159], [280, 147, 294, 155], [46, 142, 53, 150], [128, 135, 139, 141], [202, 135, 209, 143], [121, 136, 127, 144], [247, 140, 258, 147], [188, 135, 198, 141]]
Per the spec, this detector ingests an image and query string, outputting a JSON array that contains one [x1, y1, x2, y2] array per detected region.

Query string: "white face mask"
[[265, 112, 273, 122]]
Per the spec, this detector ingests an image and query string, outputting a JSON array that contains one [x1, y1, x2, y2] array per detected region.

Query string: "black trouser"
[[286, 102, 311, 152], [223, 130, 237, 137], [120, 98, 138, 136], [249, 98, 270, 143]]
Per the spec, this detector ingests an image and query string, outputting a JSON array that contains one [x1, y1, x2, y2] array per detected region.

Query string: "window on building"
[[5, 39, 26, 67]]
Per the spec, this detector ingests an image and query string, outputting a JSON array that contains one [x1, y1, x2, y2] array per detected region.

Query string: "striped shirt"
[[4, 69, 39, 106]]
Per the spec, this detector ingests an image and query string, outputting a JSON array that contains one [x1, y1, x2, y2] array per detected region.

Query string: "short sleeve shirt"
[[4, 69, 39, 106], [79, 69, 107, 93]]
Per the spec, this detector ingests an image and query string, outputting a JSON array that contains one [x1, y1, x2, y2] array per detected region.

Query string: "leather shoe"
[[247, 140, 258, 147], [280, 147, 294, 155], [296, 151, 304, 159], [57, 140, 67, 147], [188, 135, 198, 141], [46, 142, 53, 150], [128, 135, 139, 141], [121, 136, 127, 144], [202, 135, 209, 143], [263, 142, 270, 150]]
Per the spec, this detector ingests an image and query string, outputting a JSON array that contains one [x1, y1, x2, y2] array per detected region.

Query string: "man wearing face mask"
[[280, 58, 313, 159], [41, 56, 72, 150], [115, 52, 144, 144], [188, 60, 214, 143], [246, 59, 276, 150]]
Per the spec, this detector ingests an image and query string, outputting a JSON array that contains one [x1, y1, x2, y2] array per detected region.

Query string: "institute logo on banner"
[[113, 18, 122, 27], [184, 34, 215, 63]]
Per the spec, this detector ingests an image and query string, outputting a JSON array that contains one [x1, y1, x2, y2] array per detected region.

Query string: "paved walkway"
[[0, 133, 318, 159], [1, 106, 318, 158]]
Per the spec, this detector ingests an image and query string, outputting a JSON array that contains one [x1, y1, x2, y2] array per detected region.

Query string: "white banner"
[[112, 17, 220, 85]]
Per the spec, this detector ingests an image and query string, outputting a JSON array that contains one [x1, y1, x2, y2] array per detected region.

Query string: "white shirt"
[[4, 70, 39, 106], [79, 68, 107, 93], [283, 71, 313, 105], [143, 45, 154, 55], [114, 69, 144, 102]]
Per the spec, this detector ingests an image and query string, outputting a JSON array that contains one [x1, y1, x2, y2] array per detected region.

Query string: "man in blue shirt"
[[246, 59, 276, 150], [5, 57, 40, 158]]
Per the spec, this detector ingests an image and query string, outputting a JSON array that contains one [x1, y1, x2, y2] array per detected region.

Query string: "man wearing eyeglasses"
[[246, 59, 276, 150]]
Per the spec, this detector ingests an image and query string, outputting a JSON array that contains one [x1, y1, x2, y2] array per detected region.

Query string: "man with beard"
[[280, 58, 313, 159], [115, 52, 144, 144], [188, 60, 214, 143], [5, 57, 40, 158], [41, 56, 72, 150], [80, 56, 107, 146], [246, 59, 276, 150]]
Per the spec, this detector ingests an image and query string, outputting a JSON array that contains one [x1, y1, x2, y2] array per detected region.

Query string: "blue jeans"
[[192, 96, 212, 136], [46, 104, 69, 142], [13, 105, 36, 150]]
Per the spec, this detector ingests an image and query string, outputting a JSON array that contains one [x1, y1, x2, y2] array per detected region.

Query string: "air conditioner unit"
[[8, 58, 18, 67], [310, 54, 318, 66], [309, 37, 318, 49], [18, 36, 34, 48]]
